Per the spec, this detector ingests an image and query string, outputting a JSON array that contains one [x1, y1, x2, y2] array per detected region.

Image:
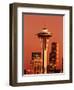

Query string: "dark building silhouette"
[[47, 42, 61, 73], [49, 42, 56, 73]]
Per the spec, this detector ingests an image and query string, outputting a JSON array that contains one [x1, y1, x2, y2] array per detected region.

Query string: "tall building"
[[47, 42, 61, 73], [48, 42, 61, 73], [30, 52, 43, 74], [37, 28, 52, 74], [48, 42, 57, 73]]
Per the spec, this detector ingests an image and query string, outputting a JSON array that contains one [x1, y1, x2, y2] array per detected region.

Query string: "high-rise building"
[[30, 52, 43, 74], [48, 42, 57, 73], [48, 42, 61, 73], [49, 42, 57, 72]]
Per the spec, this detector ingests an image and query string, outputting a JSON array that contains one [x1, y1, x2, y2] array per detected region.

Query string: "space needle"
[[37, 28, 52, 74]]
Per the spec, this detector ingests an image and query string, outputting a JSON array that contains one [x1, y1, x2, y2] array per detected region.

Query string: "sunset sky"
[[23, 14, 63, 71]]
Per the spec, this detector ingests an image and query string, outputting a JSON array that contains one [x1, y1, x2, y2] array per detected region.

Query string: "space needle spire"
[[37, 28, 52, 73]]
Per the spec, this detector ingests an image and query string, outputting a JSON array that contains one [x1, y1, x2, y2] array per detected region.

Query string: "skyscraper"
[[48, 42, 61, 73], [49, 42, 57, 73]]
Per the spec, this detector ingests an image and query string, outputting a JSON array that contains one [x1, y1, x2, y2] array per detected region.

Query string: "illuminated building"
[[30, 52, 43, 74], [37, 28, 52, 74], [49, 42, 56, 73], [48, 42, 61, 73]]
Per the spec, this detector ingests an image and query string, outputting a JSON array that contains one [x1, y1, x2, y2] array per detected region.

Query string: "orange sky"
[[23, 14, 63, 70]]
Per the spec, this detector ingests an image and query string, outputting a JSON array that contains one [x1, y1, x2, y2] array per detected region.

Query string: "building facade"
[[30, 52, 43, 74]]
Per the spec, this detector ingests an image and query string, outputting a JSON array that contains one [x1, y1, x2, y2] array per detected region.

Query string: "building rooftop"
[[37, 28, 52, 38]]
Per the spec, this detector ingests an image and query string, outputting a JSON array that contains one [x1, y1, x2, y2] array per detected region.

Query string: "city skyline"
[[24, 41, 63, 74], [23, 14, 63, 74]]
